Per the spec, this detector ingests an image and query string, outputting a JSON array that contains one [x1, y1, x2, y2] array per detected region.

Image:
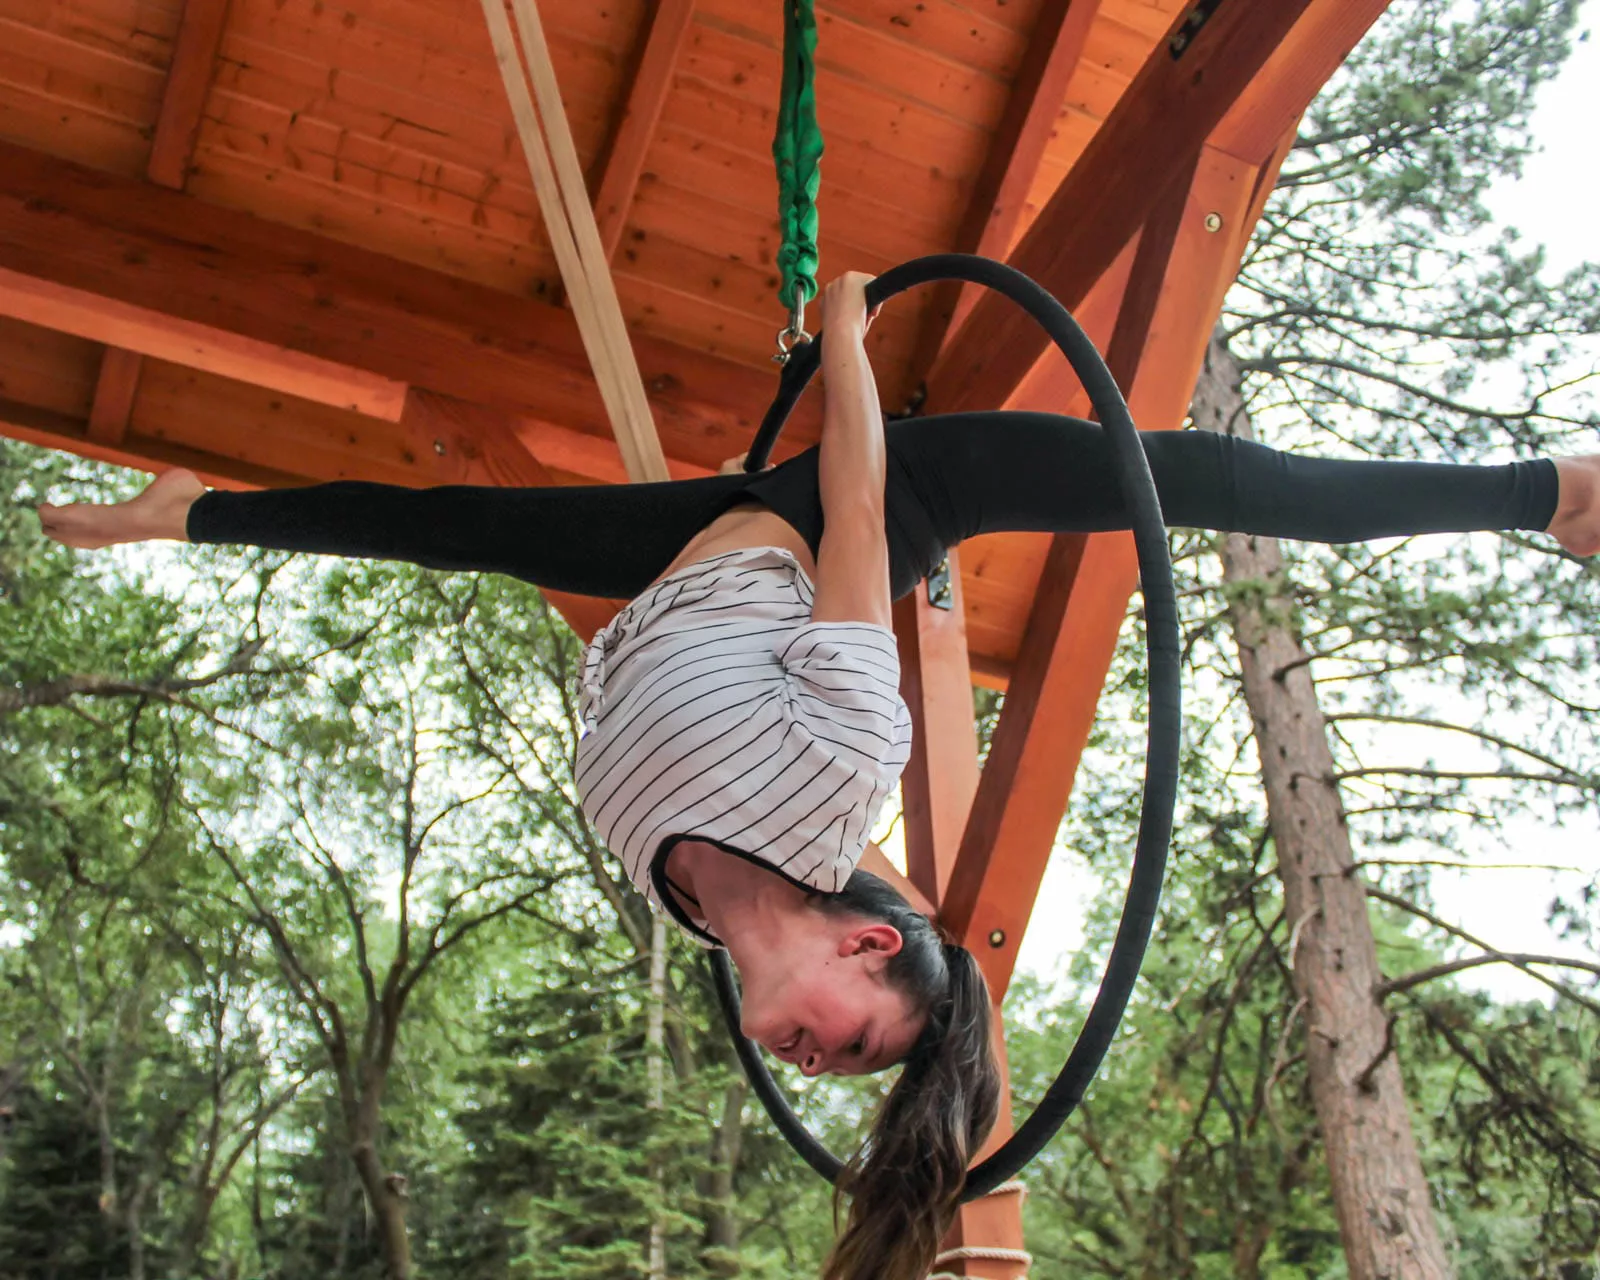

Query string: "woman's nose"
[[801, 1051, 824, 1077]]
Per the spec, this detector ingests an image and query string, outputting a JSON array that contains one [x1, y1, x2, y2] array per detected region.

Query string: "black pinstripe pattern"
[[575, 548, 912, 944]]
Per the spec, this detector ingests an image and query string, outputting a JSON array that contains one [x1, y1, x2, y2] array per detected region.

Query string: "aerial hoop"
[[710, 253, 1182, 1199]]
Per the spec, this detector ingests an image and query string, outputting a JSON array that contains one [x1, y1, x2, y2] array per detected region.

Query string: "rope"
[[923, 1181, 1031, 1276], [478, 0, 670, 485], [928, 1245, 1033, 1279], [772, 0, 823, 313]]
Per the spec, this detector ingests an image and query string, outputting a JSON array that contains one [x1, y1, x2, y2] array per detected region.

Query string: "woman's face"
[[736, 921, 925, 1077]]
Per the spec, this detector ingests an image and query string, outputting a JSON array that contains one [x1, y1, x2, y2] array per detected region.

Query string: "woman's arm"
[[809, 273, 892, 629]]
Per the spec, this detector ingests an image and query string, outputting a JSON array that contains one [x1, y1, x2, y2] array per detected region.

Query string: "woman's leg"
[[41, 468, 762, 600], [884, 412, 1574, 570]]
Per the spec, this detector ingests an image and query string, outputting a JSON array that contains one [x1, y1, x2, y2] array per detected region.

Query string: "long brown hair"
[[808, 871, 1003, 1280]]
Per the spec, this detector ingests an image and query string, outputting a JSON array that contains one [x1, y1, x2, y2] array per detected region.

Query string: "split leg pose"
[[36, 274, 1600, 1280]]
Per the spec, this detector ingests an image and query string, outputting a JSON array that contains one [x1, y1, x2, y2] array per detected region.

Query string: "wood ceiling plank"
[[592, 0, 697, 262], [0, 28, 164, 127], [923, 0, 1358, 416], [827, 0, 1027, 75], [0, 139, 818, 459], [0, 85, 150, 173], [185, 143, 562, 297], [0, 314, 99, 420], [86, 346, 142, 445], [224, 0, 625, 125], [145, 0, 228, 187], [903, 0, 1103, 397], [213, 29, 616, 174]]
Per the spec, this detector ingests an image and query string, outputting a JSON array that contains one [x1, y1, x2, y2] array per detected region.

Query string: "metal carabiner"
[[773, 289, 812, 364]]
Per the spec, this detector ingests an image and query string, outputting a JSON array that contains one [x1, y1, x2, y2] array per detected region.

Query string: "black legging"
[[187, 413, 1558, 601]]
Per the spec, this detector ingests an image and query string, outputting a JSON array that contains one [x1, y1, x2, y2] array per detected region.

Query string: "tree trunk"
[[702, 1077, 747, 1277], [344, 1066, 411, 1280], [1192, 333, 1452, 1280], [647, 914, 667, 1280]]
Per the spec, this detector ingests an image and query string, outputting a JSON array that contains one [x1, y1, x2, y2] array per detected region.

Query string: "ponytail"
[[808, 873, 1003, 1280]]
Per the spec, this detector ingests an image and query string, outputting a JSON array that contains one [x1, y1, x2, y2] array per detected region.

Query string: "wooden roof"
[[0, 0, 1385, 677]]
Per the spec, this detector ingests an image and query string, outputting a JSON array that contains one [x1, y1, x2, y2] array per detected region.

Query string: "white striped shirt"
[[575, 547, 913, 944]]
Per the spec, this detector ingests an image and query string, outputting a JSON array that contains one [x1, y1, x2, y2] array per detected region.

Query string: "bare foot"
[[1549, 456, 1600, 557], [37, 468, 206, 549]]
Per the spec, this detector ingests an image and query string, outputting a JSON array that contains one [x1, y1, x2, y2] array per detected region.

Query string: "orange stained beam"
[[943, 144, 1279, 994], [902, 0, 1103, 401], [893, 549, 981, 906], [86, 348, 144, 447], [89, 0, 233, 457], [147, 0, 232, 190], [0, 141, 812, 465], [0, 395, 303, 491], [924, 0, 1390, 417], [0, 267, 410, 424], [592, 0, 697, 261]]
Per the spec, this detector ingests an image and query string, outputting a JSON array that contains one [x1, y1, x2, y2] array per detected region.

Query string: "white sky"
[[1010, 7, 1600, 1002]]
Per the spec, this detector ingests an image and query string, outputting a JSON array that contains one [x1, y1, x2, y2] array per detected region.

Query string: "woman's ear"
[[839, 923, 903, 958]]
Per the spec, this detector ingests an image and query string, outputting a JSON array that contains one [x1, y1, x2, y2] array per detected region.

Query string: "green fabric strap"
[[773, 0, 823, 312]]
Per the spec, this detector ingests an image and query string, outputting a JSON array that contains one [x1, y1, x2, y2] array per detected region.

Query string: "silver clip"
[[773, 290, 812, 364]]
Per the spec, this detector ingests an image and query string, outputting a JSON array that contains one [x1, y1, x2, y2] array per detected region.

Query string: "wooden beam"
[[86, 348, 143, 446], [0, 142, 813, 463], [147, 0, 231, 190], [592, 0, 697, 261], [942, 146, 1273, 994], [892, 551, 981, 907], [1, 375, 619, 641], [902, 0, 1102, 401], [484, 0, 669, 484], [0, 267, 411, 422], [924, 0, 1388, 416], [93, 0, 233, 465], [1, 395, 301, 491]]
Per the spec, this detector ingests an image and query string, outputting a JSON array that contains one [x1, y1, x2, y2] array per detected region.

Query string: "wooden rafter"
[[941, 143, 1289, 993], [87, 0, 232, 459], [146, 0, 232, 191], [923, 0, 1390, 416], [902, 0, 1103, 401], [85, 348, 143, 447], [592, 0, 698, 262], [0, 267, 410, 422], [892, 555, 981, 906], [0, 142, 819, 465], [481, 0, 669, 484]]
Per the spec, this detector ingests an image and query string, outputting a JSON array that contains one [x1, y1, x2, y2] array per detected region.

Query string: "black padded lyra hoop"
[[709, 253, 1181, 1199]]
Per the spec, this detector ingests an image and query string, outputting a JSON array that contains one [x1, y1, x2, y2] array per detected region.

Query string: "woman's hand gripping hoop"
[[710, 253, 1184, 1198]]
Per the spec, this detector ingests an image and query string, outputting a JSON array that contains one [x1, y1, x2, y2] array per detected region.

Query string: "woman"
[[38, 273, 1600, 1280]]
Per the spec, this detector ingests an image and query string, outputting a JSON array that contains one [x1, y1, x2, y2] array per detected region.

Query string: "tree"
[[1183, 0, 1600, 1271]]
